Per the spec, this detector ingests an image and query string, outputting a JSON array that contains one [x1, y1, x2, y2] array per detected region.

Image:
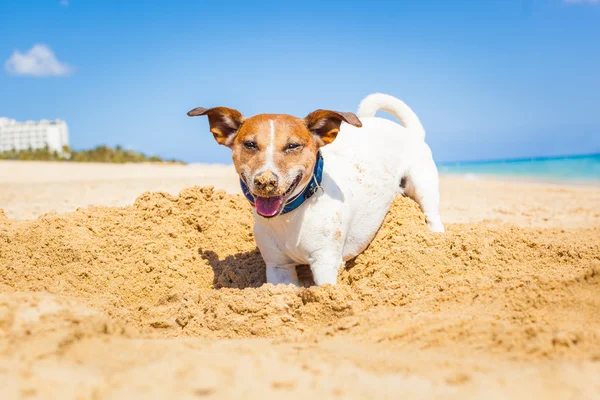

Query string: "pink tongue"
[[255, 196, 284, 217]]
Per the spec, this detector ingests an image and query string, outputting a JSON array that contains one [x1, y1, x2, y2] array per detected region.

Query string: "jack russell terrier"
[[188, 93, 443, 286]]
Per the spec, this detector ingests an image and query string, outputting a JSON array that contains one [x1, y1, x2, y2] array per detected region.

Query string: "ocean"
[[437, 153, 600, 184]]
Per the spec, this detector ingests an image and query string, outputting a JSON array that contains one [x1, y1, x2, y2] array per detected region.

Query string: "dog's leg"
[[309, 252, 343, 286], [266, 263, 300, 286], [406, 156, 445, 233]]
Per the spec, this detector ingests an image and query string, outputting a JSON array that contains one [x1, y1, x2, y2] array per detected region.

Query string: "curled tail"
[[357, 93, 426, 140]]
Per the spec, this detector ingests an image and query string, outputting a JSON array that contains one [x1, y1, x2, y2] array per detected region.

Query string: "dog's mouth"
[[254, 173, 303, 218]]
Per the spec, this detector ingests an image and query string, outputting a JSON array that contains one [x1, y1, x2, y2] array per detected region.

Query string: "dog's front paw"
[[266, 264, 300, 286], [310, 260, 341, 286], [427, 220, 445, 232]]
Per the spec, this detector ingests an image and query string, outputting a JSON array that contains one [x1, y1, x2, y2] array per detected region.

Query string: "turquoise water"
[[437, 154, 600, 184]]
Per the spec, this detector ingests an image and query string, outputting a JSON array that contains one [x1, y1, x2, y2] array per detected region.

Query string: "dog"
[[188, 93, 443, 286]]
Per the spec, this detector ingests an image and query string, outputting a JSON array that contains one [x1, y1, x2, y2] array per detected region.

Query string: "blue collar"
[[240, 151, 324, 215]]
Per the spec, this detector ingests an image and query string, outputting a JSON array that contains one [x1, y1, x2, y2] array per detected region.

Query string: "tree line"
[[0, 145, 184, 164]]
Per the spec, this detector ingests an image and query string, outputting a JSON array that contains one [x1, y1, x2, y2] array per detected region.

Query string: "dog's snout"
[[254, 170, 279, 193]]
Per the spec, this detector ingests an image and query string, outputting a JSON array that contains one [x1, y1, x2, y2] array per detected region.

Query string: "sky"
[[1, 0, 599, 164]]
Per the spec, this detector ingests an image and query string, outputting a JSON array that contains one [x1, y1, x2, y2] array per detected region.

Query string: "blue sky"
[[1, 0, 599, 163]]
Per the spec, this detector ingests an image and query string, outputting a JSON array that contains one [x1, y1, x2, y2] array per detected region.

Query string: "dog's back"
[[324, 93, 444, 234]]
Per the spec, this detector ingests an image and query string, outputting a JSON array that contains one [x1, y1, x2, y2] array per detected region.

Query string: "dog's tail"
[[357, 93, 426, 140]]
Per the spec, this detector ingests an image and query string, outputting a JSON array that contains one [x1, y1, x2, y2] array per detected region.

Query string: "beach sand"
[[1, 160, 599, 399]]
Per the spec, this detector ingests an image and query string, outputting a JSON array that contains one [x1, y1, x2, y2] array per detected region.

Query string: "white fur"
[[256, 119, 279, 177], [254, 94, 444, 286], [357, 93, 426, 140]]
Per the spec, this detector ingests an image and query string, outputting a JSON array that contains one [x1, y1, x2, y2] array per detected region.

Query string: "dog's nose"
[[254, 171, 279, 193]]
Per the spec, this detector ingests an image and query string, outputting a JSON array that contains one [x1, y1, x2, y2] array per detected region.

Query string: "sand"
[[0, 161, 599, 399]]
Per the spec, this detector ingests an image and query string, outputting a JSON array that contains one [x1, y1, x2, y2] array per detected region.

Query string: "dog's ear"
[[187, 106, 245, 147], [303, 110, 362, 146]]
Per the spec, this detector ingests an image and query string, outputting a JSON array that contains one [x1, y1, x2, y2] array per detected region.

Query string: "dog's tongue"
[[255, 196, 285, 218]]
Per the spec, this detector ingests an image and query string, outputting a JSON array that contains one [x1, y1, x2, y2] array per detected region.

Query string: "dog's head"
[[188, 106, 362, 218]]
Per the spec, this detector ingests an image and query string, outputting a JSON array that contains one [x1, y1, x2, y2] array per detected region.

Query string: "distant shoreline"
[[439, 172, 600, 188], [2, 159, 598, 188], [3, 152, 598, 186], [0, 145, 185, 164], [437, 153, 599, 184], [437, 152, 600, 166]]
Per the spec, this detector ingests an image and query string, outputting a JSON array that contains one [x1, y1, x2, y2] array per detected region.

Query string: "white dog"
[[188, 93, 443, 286]]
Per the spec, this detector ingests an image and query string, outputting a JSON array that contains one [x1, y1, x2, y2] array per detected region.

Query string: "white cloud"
[[565, 0, 599, 4], [60, 0, 69, 6], [4, 44, 73, 77]]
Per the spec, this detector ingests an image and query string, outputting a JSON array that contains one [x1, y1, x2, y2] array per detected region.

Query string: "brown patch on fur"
[[304, 110, 362, 145], [187, 107, 245, 147]]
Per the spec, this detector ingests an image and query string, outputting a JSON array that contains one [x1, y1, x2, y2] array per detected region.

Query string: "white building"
[[0, 117, 70, 154]]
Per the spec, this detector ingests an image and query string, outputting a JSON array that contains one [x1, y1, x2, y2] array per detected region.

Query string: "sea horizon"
[[437, 152, 600, 183]]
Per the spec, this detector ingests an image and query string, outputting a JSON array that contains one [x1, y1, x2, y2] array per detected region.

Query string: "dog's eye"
[[284, 143, 302, 152], [243, 141, 258, 150]]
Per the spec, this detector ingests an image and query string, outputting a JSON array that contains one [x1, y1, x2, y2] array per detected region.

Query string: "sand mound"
[[1, 186, 599, 398]]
